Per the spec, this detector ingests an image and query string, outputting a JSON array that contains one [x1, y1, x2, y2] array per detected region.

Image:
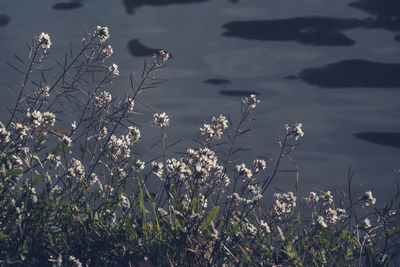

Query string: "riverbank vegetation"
[[0, 27, 399, 266]]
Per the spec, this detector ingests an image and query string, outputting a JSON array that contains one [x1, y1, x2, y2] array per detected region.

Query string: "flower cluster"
[[107, 135, 131, 161], [152, 112, 170, 128], [242, 94, 260, 110], [124, 97, 135, 113], [273, 192, 297, 218], [108, 63, 119, 77], [151, 161, 164, 178], [126, 126, 140, 144], [200, 114, 228, 141], [159, 50, 170, 62], [94, 26, 109, 43], [95, 91, 112, 109], [37, 32, 51, 50], [36, 85, 50, 98], [101, 45, 113, 59], [364, 191, 376, 206], [26, 109, 56, 128], [67, 158, 85, 180], [285, 123, 304, 140], [236, 163, 252, 179], [253, 159, 266, 173], [12, 123, 29, 139]]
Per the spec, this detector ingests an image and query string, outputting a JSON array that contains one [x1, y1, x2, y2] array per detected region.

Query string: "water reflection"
[[298, 60, 400, 88], [203, 78, 231, 86], [52, 0, 83, 10], [353, 132, 400, 149], [222, 17, 362, 46], [122, 0, 208, 14], [128, 39, 159, 57], [219, 90, 260, 97], [0, 15, 10, 27]]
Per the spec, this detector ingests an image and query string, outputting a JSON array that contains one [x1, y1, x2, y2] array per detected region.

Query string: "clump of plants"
[[0, 27, 399, 266]]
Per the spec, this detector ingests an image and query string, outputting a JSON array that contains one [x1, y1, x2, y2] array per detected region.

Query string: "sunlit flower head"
[[95, 26, 109, 43], [152, 112, 170, 128], [37, 32, 52, 50]]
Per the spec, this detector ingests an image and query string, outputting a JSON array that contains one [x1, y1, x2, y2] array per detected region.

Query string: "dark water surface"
[[0, 0, 399, 203]]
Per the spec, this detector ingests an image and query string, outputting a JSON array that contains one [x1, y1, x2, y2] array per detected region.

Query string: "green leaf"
[[200, 206, 219, 232], [0, 231, 10, 241], [32, 171, 41, 186], [7, 168, 23, 177]]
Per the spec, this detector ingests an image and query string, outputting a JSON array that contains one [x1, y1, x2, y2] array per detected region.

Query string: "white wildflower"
[[12, 123, 29, 139], [317, 215, 328, 228], [71, 120, 77, 131], [236, 163, 252, 179], [364, 217, 371, 228], [125, 97, 135, 113], [95, 91, 112, 109], [151, 161, 164, 178], [321, 190, 334, 205], [101, 45, 113, 58], [159, 49, 170, 62], [108, 63, 119, 77], [364, 191, 376, 206], [242, 94, 259, 110], [133, 159, 145, 171], [260, 220, 271, 233], [119, 194, 130, 209], [59, 135, 72, 147], [69, 256, 82, 267], [42, 111, 56, 127], [37, 32, 51, 50], [273, 192, 297, 218], [94, 26, 109, 43], [152, 112, 170, 128], [126, 126, 140, 144], [253, 159, 266, 173], [305, 192, 319, 203], [37, 85, 50, 98], [326, 208, 338, 224], [293, 123, 304, 140]]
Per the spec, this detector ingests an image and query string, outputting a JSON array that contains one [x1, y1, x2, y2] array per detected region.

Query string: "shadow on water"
[[219, 90, 260, 97], [0, 15, 10, 27], [52, 0, 83, 10], [128, 39, 160, 57], [222, 17, 363, 46], [222, 14, 400, 46], [122, 0, 208, 14], [203, 78, 232, 87], [353, 132, 400, 149], [349, 0, 400, 17], [297, 60, 400, 88]]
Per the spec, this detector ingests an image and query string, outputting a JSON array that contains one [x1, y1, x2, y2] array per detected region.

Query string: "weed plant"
[[0, 27, 399, 266]]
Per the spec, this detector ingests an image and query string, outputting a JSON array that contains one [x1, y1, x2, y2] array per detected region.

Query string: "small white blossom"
[[364, 217, 371, 228], [125, 97, 135, 113], [236, 163, 252, 179], [12, 123, 29, 139], [37, 32, 51, 50], [321, 190, 334, 205], [253, 159, 266, 173], [305, 192, 319, 203], [126, 126, 140, 144], [151, 161, 164, 178], [242, 94, 260, 110], [317, 215, 327, 228], [260, 220, 271, 233], [94, 26, 109, 42], [69, 256, 82, 267], [59, 135, 72, 147], [364, 191, 376, 206], [101, 45, 113, 58], [37, 85, 50, 98], [159, 50, 170, 62], [133, 159, 145, 171], [71, 121, 77, 131], [152, 112, 170, 128], [326, 208, 338, 224], [108, 63, 119, 77], [119, 194, 130, 209], [95, 91, 112, 109]]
